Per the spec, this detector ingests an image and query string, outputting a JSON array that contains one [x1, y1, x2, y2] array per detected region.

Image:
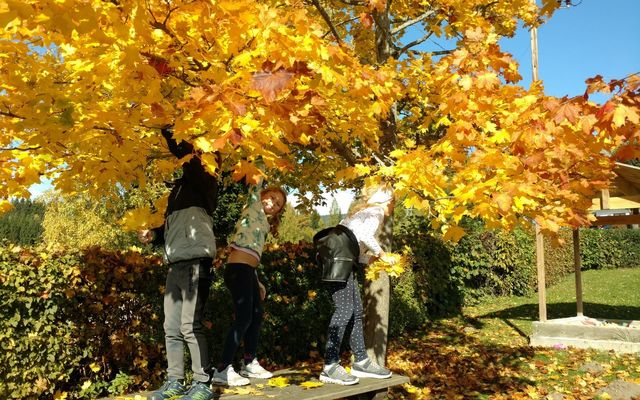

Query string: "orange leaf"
[[494, 192, 512, 213], [553, 102, 579, 124], [613, 144, 638, 161], [251, 70, 294, 102], [232, 160, 263, 184], [359, 12, 374, 29]]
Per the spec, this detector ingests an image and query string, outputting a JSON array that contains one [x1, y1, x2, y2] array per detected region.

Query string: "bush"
[[394, 212, 464, 317], [0, 245, 165, 399], [451, 226, 536, 302]]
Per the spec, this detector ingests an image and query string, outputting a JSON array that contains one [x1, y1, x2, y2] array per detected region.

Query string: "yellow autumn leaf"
[[300, 381, 324, 389], [267, 376, 290, 388], [442, 224, 465, 242], [194, 137, 214, 153], [89, 362, 101, 373], [53, 391, 68, 400], [366, 249, 411, 281], [0, 199, 13, 214]]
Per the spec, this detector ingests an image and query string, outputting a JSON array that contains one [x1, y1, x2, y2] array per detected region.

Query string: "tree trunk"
[[363, 211, 393, 366], [363, 6, 395, 368]]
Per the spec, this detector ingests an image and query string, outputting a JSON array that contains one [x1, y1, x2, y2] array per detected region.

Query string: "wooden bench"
[[101, 368, 410, 400]]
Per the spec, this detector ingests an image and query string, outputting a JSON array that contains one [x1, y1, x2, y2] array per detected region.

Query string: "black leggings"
[[323, 271, 368, 365], [220, 263, 263, 367]]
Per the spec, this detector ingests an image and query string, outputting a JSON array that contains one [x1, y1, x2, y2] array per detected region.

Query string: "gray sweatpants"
[[164, 258, 212, 383]]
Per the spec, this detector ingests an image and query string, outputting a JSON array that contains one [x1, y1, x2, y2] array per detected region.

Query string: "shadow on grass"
[[477, 302, 640, 322], [388, 318, 539, 399]]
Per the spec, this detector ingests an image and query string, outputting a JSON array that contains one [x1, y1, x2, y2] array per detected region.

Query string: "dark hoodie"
[[152, 128, 219, 263]]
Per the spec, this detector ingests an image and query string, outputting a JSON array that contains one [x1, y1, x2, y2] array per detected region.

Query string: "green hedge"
[[0, 245, 166, 399], [394, 214, 640, 314]]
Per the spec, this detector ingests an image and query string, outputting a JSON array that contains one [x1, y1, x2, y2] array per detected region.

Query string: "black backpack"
[[313, 225, 359, 282]]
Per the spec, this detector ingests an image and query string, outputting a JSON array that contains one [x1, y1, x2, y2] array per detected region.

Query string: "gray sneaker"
[[351, 359, 392, 379], [319, 364, 359, 385], [147, 378, 187, 400]]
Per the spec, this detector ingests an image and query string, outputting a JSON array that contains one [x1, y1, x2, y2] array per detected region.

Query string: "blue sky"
[[500, 0, 640, 99]]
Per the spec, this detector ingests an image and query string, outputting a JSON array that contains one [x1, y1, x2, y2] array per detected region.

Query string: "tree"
[[41, 192, 133, 250], [0, 198, 45, 245], [309, 209, 322, 230], [275, 204, 316, 244], [1, 0, 637, 235], [326, 197, 342, 227], [1, 0, 639, 370]]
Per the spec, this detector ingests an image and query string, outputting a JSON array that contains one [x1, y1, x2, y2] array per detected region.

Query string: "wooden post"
[[535, 223, 547, 322], [530, 1, 546, 323], [600, 189, 610, 210], [573, 229, 584, 316], [530, 25, 539, 82]]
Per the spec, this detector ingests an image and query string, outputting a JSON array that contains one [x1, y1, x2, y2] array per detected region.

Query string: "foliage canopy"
[[1, 0, 639, 238]]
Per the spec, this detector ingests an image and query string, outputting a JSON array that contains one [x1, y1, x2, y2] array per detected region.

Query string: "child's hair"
[[347, 184, 392, 217], [261, 186, 287, 236]]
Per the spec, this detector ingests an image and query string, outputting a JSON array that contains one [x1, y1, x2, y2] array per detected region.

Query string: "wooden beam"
[[600, 189, 610, 210], [593, 214, 640, 226], [535, 223, 547, 322], [573, 229, 584, 317]]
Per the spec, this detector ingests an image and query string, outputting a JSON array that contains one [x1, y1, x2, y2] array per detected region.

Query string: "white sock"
[[355, 358, 369, 366]]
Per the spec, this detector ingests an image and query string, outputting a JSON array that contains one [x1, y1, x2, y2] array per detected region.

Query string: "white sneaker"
[[211, 365, 250, 386], [240, 358, 273, 379]]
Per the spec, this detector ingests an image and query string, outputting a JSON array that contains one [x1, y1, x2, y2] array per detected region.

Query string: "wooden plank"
[[590, 196, 640, 211], [535, 223, 547, 322], [99, 370, 410, 400], [572, 229, 584, 317], [589, 195, 640, 211], [593, 214, 640, 226]]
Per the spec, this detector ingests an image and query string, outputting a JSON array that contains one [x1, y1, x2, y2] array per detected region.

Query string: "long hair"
[[346, 184, 391, 218], [261, 186, 287, 236]]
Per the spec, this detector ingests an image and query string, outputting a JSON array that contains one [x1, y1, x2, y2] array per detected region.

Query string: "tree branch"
[[308, 0, 343, 44], [0, 110, 26, 120], [395, 31, 434, 57], [329, 138, 358, 166], [323, 16, 359, 39], [335, 0, 365, 6], [392, 10, 436, 34]]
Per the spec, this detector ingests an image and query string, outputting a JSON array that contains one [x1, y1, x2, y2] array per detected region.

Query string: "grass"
[[386, 269, 640, 399], [467, 268, 640, 337]]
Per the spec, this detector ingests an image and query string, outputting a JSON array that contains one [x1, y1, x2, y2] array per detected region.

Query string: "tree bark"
[[363, 211, 393, 366]]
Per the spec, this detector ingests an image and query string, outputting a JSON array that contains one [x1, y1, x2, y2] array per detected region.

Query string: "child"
[[140, 127, 218, 400], [315, 187, 395, 385], [211, 176, 287, 387]]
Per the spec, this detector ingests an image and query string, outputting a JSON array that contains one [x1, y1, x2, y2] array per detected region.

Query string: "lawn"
[[386, 269, 640, 399]]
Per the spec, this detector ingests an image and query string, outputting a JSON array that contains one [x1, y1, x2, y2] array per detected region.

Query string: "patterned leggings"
[[323, 272, 368, 365]]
